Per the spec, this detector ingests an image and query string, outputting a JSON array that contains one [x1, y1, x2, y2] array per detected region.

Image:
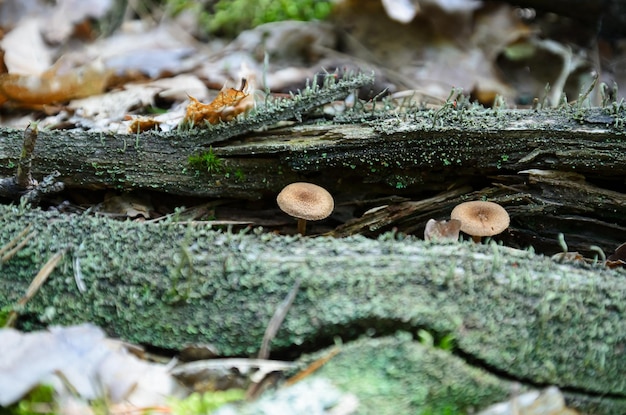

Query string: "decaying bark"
[[1, 104, 625, 198]]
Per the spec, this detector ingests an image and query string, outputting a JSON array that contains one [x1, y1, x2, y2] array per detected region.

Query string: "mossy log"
[[0, 107, 624, 200], [2, 104, 625, 255], [0, 204, 624, 413]]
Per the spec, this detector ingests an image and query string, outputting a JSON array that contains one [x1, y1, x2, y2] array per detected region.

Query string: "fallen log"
[[1, 102, 624, 260], [0, 105, 624, 199], [0, 204, 624, 414]]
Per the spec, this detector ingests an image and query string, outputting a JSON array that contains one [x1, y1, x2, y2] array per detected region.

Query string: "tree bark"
[[1, 107, 625, 199]]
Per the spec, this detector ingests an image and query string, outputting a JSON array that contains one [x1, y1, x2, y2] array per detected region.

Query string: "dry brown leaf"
[[183, 78, 255, 126], [127, 116, 162, 133], [102, 192, 153, 219], [424, 218, 461, 241], [0, 60, 110, 107], [606, 241, 626, 268]]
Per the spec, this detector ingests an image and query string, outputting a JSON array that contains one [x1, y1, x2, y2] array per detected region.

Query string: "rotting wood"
[[0, 107, 624, 199]]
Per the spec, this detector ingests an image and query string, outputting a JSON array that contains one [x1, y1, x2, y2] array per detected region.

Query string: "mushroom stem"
[[471, 235, 482, 243], [297, 218, 307, 235]]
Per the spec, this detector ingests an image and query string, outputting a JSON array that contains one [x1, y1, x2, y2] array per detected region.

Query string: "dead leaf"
[[0, 324, 185, 406], [606, 241, 626, 269], [551, 251, 585, 264], [0, 60, 110, 107], [182, 78, 255, 127], [381, 0, 420, 23], [102, 192, 153, 219], [0, 17, 52, 76], [424, 218, 462, 241], [127, 116, 162, 133], [477, 386, 579, 415], [42, 0, 113, 44]]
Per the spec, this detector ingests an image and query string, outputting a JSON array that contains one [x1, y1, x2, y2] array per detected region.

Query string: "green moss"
[[188, 147, 224, 174], [304, 333, 510, 415]]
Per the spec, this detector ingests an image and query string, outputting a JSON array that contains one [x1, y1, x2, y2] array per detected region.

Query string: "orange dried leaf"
[[183, 78, 254, 127], [127, 116, 162, 133], [0, 61, 110, 107]]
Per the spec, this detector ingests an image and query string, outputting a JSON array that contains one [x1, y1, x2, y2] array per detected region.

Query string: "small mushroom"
[[450, 201, 509, 243], [277, 182, 334, 235]]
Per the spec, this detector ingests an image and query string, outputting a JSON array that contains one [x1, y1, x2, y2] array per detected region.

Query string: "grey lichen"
[[0, 204, 624, 406]]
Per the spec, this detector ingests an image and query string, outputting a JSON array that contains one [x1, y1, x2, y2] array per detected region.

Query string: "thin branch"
[[258, 279, 301, 360]]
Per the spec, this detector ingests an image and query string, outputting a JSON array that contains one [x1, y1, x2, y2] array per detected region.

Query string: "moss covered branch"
[[0, 204, 624, 410]]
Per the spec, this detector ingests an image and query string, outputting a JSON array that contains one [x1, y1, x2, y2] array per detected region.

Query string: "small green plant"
[[168, 0, 332, 38], [168, 389, 245, 415], [6, 384, 56, 415], [417, 329, 456, 352], [0, 305, 13, 327], [188, 147, 224, 174], [234, 168, 246, 181]]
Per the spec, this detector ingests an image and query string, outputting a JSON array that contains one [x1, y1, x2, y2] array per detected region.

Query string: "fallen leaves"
[[182, 78, 255, 127], [0, 324, 185, 408], [606, 241, 626, 269], [424, 218, 461, 241], [0, 60, 110, 108], [477, 386, 580, 415]]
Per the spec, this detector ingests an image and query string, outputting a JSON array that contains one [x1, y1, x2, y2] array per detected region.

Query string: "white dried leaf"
[[0, 17, 53, 75], [381, 0, 419, 23], [0, 324, 184, 406], [423, 0, 482, 13], [43, 0, 113, 44]]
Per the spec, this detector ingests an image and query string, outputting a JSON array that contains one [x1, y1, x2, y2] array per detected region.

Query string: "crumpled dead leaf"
[[606, 241, 626, 269], [182, 77, 255, 127], [424, 218, 461, 241], [0, 324, 184, 407], [0, 60, 110, 108]]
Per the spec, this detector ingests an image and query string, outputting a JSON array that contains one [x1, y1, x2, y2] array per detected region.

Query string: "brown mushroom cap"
[[277, 182, 334, 221], [450, 201, 510, 237]]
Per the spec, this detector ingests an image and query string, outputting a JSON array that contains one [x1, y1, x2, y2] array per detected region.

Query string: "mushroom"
[[277, 182, 334, 235], [450, 201, 509, 243]]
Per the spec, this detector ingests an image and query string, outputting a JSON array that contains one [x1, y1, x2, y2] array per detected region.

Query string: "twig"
[[284, 346, 340, 387], [4, 248, 67, 327], [0, 124, 64, 203], [0, 224, 36, 263], [258, 279, 301, 360]]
